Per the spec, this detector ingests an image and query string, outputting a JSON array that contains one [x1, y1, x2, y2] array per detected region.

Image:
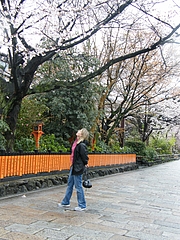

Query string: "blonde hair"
[[81, 128, 89, 140]]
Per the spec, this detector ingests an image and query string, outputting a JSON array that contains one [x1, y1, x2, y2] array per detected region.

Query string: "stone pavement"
[[0, 160, 180, 240]]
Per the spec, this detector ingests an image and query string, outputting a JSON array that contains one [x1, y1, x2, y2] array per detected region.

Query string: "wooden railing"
[[0, 152, 136, 179]]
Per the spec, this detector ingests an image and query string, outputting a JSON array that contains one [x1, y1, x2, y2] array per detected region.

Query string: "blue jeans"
[[61, 167, 86, 208]]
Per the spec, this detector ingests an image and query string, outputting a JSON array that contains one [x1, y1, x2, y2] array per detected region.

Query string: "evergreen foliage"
[[0, 119, 9, 150], [125, 140, 146, 155]]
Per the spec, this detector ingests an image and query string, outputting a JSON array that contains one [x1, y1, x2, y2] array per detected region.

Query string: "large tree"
[[0, 0, 180, 151], [31, 52, 101, 142], [85, 27, 180, 144]]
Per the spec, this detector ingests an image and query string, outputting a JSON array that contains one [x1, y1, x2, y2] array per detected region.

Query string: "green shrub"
[[14, 134, 68, 152], [0, 119, 9, 150], [0, 135, 7, 150], [118, 146, 134, 153], [149, 137, 175, 154], [144, 147, 157, 161], [92, 141, 111, 153], [125, 140, 146, 155], [39, 134, 68, 152], [14, 137, 35, 152], [109, 142, 121, 153]]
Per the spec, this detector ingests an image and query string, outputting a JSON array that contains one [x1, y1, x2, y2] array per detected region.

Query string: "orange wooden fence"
[[0, 153, 136, 179]]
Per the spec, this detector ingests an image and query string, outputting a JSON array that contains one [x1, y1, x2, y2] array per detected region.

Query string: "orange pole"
[[32, 131, 44, 149]]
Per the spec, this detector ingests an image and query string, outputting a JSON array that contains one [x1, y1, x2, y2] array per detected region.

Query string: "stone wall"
[[136, 154, 180, 166], [0, 163, 138, 198]]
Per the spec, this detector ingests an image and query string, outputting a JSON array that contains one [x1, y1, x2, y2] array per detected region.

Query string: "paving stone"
[[0, 227, 9, 237], [5, 223, 44, 235], [30, 220, 65, 230], [109, 235, 138, 240], [81, 222, 127, 235], [60, 225, 114, 239], [162, 231, 180, 240], [1, 232, 44, 240], [126, 230, 169, 240], [154, 219, 180, 229], [35, 228, 72, 240]]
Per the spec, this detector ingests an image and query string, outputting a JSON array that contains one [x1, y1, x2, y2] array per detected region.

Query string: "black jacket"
[[72, 141, 89, 175]]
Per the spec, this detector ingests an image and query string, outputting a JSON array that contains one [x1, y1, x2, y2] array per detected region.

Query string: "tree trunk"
[[4, 96, 22, 152]]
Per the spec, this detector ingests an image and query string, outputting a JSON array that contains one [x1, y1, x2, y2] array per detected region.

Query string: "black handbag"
[[83, 167, 92, 188]]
